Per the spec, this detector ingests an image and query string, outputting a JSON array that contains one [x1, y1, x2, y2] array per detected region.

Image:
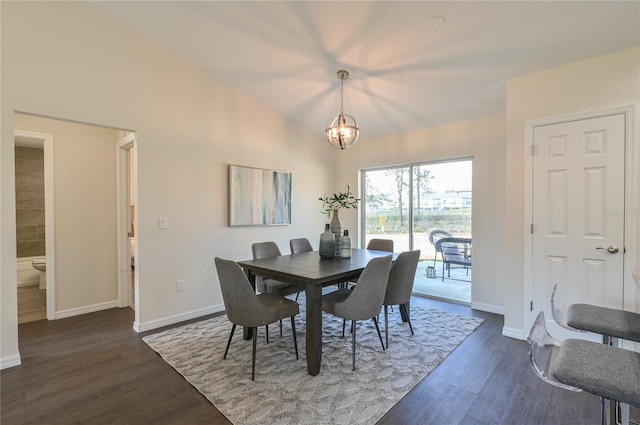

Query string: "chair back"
[[335, 255, 392, 321], [550, 283, 567, 328], [290, 238, 313, 254], [429, 229, 452, 248], [214, 257, 271, 328], [526, 311, 582, 392], [367, 238, 394, 252], [384, 250, 421, 306], [252, 241, 282, 259]]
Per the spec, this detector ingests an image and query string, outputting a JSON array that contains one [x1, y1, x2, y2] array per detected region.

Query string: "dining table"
[[238, 248, 397, 376]]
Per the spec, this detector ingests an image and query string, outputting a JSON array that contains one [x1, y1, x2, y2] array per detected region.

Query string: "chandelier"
[[325, 70, 360, 150]]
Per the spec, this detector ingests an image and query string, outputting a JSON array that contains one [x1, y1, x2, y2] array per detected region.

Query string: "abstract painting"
[[228, 165, 291, 226]]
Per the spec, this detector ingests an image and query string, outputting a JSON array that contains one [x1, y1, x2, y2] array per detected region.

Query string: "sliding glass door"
[[362, 166, 410, 251], [363, 159, 472, 303]]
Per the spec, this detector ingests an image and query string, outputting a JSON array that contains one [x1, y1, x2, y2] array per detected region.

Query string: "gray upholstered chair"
[[551, 283, 640, 344], [322, 255, 392, 371], [289, 238, 313, 254], [527, 311, 640, 424], [366, 238, 394, 252], [383, 250, 421, 348], [252, 241, 302, 336], [214, 257, 299, 381], [252, 242, 301, 298], [344, 238, 393, 289]]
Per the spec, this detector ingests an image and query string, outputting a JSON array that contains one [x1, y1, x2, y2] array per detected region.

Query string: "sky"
[[365, 159, 472, 195], [426, 160, 472, 193]]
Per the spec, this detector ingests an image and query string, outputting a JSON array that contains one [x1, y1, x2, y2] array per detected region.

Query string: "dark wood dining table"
[[238, 248, 397, 376]]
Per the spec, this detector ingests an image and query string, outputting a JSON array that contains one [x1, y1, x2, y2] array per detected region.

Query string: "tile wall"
[[15, 146, 45, 258]]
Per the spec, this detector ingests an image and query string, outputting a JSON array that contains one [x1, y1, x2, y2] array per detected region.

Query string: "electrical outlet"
[[176, 279, 185, 291]]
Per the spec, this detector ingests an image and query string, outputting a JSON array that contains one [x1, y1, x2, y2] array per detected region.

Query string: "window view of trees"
[[363, 160, 472, 261]]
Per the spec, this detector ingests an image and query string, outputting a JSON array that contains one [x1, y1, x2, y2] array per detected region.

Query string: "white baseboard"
[[0, 354, 22, 370], [55, 300, 120, 320], [134, 303, 225, 333], [471, 302, 504, 315], [502, 326, 524, 340]]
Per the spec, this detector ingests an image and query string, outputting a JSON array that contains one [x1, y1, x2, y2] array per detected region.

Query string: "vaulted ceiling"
[[90, 1, 640, 140]]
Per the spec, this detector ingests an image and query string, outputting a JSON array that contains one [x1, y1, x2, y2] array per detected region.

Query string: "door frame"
[[522, 104, 639, 341], [116, 132, 137, 319], [14, 130, 57, 320]]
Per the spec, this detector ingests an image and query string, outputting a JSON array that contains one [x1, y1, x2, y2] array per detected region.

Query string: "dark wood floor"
[[2, 296, 633, 424]]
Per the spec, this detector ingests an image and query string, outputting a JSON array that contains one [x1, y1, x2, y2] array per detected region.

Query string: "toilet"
[[31, 259, 46, 289]]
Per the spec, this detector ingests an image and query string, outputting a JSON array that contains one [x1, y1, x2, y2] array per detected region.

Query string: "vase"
[[341, 229, 351, 258], [319, 223, 336, 259], [330, 209, 343, 257]]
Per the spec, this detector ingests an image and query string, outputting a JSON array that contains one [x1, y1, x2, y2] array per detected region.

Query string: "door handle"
[[596, 246, 619, 254]]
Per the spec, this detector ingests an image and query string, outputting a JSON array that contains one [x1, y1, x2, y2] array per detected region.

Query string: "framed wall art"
[[228, 165, 291, 226]]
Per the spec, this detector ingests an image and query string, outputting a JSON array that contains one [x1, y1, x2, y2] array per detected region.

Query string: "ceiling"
[[90, 1, 640, 140]]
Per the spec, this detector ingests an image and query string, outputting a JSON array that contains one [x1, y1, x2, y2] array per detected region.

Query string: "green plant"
[[318, 185, 360, 217]]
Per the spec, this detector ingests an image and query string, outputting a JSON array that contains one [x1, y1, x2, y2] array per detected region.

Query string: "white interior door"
[[531, 113, 626, 341], [116, 132, 136, 311]]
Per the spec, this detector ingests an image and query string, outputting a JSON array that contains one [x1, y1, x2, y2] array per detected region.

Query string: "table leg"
[[242, 269, 256, 340], [305, 282, 322, 376]]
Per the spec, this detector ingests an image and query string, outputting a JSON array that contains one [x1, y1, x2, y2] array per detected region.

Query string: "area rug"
[[143, 300, 483, 425]]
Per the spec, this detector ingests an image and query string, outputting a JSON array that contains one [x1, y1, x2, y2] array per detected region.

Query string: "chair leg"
[[384, 305, 389, 349], [251, 327, 257, 381], [291, 316, 299, 360], [342, 319, 346, 337], [400, 304, 414, 336], [352, 320, 357, 371], [441, 261, 445, 281], [265, 325, 269, 344], [294, 292, 300, 302], [223, 323, 236, 360], [280, 319, 283, 337], [373, 316, 385, 351], [600, 396, 608, 425]]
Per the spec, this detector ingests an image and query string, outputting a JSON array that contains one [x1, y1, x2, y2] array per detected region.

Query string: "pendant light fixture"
[[325, 69, 360, 150]]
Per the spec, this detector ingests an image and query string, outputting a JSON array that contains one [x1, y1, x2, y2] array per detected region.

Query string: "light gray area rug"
[[143, 301, 483, 425]]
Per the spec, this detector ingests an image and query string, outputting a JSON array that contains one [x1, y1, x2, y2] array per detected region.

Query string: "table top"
[[238, 248, 396, 286]]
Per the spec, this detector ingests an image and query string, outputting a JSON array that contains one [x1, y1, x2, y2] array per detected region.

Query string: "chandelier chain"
[[340, 79, 345, 114]]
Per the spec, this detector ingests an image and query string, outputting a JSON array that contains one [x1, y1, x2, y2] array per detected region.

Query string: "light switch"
[[159, 217, 168, 229]]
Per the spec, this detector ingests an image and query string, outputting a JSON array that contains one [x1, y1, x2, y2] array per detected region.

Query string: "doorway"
[[14, 130, 56, 322], [116, 132, 138, 316], [14, 113, 135, 324], [362, 159, 473, 303]]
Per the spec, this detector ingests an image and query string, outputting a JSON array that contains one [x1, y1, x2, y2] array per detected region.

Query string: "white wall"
[[335, 113, 508, 313], [14, 113, 119, 313], [504, 47, 640, 337], [1, 1, 332, 368]]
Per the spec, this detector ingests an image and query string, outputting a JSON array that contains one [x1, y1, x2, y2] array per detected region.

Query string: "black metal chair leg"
[[342, 319, 346, 337], [291, 316, 299, 360], [265, 325, 269, 344], [373, 316, 385, 351], [352, 320, 357, 371], [384, 305, 389, 349], [223, 323, 236, 359], [280, 319, 283, 337], [251, 327, 257, 381], [400, 304, 414, 335]]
